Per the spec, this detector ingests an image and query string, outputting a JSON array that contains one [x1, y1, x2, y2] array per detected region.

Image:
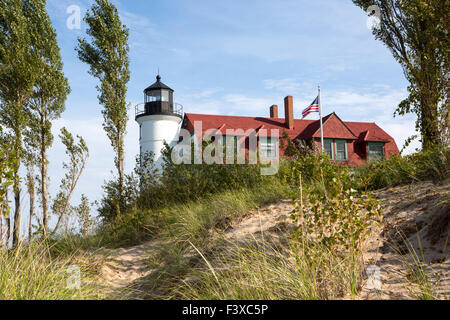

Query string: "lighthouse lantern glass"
[[145, 89, 171, 103], [161, 89, 170, 102]]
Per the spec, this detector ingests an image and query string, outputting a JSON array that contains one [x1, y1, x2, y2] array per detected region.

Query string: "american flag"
[[302, 96, 319, 119]]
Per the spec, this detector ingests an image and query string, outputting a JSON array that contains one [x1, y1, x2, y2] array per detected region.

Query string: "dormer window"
[[368, 142, 384, 161]]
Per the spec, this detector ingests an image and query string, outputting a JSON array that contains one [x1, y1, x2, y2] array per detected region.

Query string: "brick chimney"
[[270, 105, 278, 118], [284, 96, 294, 129]]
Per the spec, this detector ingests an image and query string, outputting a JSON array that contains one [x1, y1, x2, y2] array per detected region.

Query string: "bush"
[[356, 146, 450, 190], [98, 144, 281, 224], [280, 138, 356, 196]]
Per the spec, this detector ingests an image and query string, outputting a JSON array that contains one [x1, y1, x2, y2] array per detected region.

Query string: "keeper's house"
[[181, 96, 400, 166]]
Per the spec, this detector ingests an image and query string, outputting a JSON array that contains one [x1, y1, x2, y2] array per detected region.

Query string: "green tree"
[[76, 0, 130, 217], [0, 0, 40, 246], [0, 129, 16, 248], [75, 194, 92, 237], [25, 0, 71, 235], [353, 0, 449, 149], [52, 128, 89, 235]]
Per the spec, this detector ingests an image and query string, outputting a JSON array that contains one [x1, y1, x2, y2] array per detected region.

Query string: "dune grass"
[[141, 172, 372, 300], [0, 241, 103, 300], [134, 179, 293, 298], [398, 235, 444, 300], [173, 239, 364, 300]]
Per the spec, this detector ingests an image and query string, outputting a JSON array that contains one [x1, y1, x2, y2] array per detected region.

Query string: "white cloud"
[[264, 78, 306, 95]]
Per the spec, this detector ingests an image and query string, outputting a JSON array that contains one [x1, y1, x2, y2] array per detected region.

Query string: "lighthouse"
[[135, 75, 183, 169]]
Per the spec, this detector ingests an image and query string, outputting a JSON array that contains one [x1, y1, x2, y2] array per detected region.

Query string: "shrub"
[[290, 174, 382, 254], [356, 145, 450, 190], [98, 143, 281, 224]]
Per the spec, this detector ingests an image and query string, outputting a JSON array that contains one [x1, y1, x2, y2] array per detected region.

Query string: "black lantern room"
[[141, 75, 182, 118]]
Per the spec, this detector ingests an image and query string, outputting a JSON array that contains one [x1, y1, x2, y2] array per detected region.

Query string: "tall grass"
[[11, 145, 446, 300], [159, 179, 290, 247], [138, 179, 292, 298], [0, 242, 102, 300], [174, 238, 364, 300]]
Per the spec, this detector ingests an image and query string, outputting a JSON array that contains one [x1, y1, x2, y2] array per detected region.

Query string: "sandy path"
[[224, 199, 294, 243], [98, 241, 160, 297], [360, 182, 449, 299]]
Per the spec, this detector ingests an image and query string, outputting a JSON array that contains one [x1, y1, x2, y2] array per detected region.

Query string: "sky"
[[24, 0, 420, 229]]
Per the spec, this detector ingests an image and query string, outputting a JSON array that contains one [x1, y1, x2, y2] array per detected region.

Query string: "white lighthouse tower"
[[135, 75, 183, 169]]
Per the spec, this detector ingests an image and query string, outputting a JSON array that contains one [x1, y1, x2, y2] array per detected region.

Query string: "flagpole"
[[318, 85, 324, 153]]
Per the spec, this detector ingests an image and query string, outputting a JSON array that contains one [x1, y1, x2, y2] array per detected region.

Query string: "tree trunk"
[[419, 67, 440, 150], [41, 121, 49, 236], [28, 179, 34, 240], [421, 99, 440, 149], [12, 146, 21, 247], [0, 211, 3, 249], [117, 134, 124, 218], [5, 190, 10, 247], [12, 184, 21, 246], [417, 19, 441, 150]]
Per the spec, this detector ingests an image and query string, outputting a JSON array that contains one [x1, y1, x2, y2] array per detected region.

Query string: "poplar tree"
[[0, 129, 15, 247], [52, 128, 89, 235], [76, 194, 92, 237], [76, 0, 130, 217], [353, 0, 449, 149], [0, 0, 39, 246], [25, 0, 70, 235]]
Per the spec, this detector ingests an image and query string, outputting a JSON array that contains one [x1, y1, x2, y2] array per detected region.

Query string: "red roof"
[[346, 122, 393, 142], [183, 113, 315, 139], [184, 113, 392, 139]]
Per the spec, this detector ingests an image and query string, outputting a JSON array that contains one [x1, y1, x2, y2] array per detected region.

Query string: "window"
[[148, 90, 161, 101], [368, 142, 384, 161], [161, 90, 170, 102], [335, 140, 347, 161], [323, 139, 333, 159], [260, 137, 278, 159], [223, 135, 239, 155]]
